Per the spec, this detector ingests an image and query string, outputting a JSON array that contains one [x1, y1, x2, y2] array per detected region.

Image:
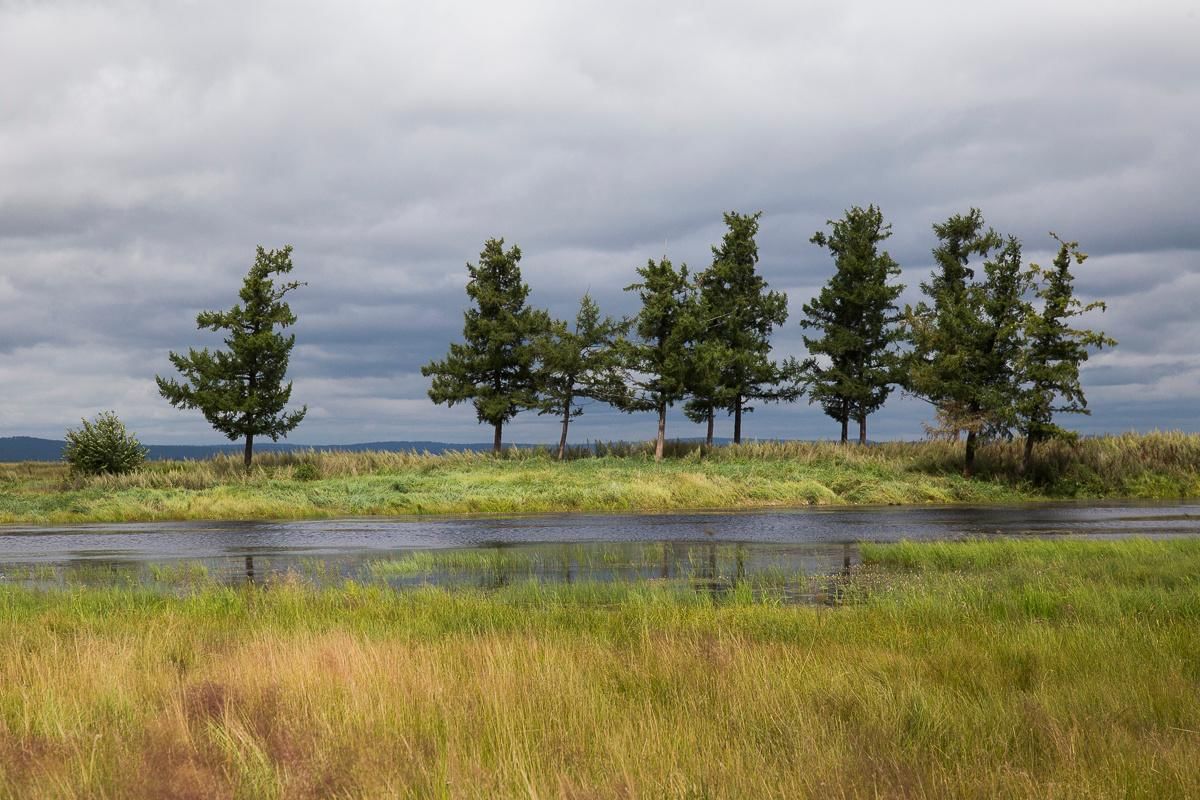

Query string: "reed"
[[0, 538, 1197, 798], [1, 432, 1197, 523]]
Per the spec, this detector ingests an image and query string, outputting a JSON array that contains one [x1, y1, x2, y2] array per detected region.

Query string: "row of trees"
[[147, 208, 1112, 475], [422, 212, 794, 462], [424, 207, 1114, 474]]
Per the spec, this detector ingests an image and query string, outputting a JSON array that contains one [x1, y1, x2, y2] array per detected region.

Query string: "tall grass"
[[1, 539, 1198, 797], [1, 432, 1197, 524]]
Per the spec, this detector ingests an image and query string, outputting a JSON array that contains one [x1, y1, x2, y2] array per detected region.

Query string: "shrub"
[[293, 462, 320, 481], [62, 412, 148, 476]]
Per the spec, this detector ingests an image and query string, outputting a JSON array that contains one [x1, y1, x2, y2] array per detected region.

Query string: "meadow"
[[1, 537, 1198, 798], [1, 432, 1198, 524]]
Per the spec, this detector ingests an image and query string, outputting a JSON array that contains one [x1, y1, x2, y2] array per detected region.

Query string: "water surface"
[[1, 502, 1196, 593]]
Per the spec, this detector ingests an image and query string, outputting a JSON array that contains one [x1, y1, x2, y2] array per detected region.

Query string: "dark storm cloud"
[[1, 0, 1197, 443]]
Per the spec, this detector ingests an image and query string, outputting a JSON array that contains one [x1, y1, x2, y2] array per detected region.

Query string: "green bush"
[[62, 412, 147, 476], [293, 462, 320, 481]]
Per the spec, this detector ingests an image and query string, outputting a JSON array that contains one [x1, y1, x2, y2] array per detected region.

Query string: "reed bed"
[[1, 538, 1198, 798], [0, 432, 1196, 524]]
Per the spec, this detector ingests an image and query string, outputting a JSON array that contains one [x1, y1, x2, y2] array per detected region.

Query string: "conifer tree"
[[682, 266, 730, 448], [1017, 235, 1116, 473], [907, 211, 1034, 477], [156, 245, 307, 468], [693, 211, 788, 444], [614, 257, 698, 462], [422, 238, 549, 454], [907, 210, 999, 475], [681, 333, 728, 448], [798, 205, 905, 443], [971, 236, 1035, 438], [534, 294, 627, 460]]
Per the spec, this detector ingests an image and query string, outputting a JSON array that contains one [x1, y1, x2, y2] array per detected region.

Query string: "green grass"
[[2, 432, 1198, 524], [0, 538, 1198, 797]]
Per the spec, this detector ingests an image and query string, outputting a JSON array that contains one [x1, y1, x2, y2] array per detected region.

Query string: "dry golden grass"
[[2, 539, 1199, 798]]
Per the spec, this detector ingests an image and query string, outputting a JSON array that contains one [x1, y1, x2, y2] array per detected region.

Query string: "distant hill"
[[0, 437, 508, 462]]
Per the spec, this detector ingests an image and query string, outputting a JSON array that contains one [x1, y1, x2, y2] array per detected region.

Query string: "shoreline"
[[4, 434, 1198, 525], [3, 493, 1200, 528]]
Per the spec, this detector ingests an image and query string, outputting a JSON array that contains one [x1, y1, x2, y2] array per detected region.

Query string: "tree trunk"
[[858, 416, 867, 445], [964, 429, 977, 479], [557, 399, 571, 461], [705, 408, 714, 448], [243, 434, 254, 469], [1021, 433, 1035, 476], [493, 423, 502, 455], [733, 395, 743, 445], [840, 416, 849, 444], [655, 401, 667, 463]]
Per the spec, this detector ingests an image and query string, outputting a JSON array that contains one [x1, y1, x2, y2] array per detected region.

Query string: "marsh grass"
[[1, 538, 1198, 798], [1, 432, 1197, 523]]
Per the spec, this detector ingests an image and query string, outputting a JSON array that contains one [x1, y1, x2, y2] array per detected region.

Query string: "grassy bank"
[[2, 432, 1198, 524], [1, 538, 1198, 798]]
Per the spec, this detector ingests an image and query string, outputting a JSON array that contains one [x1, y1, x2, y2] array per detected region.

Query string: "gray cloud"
[[1, 0, 1197, 444]]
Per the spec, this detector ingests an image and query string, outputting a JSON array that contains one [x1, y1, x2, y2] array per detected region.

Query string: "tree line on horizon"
[[151, 206, 1114, 478]]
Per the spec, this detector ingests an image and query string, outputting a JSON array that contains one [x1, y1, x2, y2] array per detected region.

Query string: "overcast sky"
[[1, 0, 1197, 445]]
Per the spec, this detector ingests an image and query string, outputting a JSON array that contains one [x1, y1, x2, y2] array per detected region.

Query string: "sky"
[[1, 0, 1197, 445]]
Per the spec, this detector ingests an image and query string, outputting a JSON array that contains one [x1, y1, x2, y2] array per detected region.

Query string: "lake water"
[[1, 502, 1196, 595]]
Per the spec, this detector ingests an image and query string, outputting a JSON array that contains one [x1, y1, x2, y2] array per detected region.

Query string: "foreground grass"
[[1, 539, 1199, 798], [2, 432, 1198, 524]]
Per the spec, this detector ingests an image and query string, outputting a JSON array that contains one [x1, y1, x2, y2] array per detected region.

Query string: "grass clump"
[[0, 539, 1198, 797]]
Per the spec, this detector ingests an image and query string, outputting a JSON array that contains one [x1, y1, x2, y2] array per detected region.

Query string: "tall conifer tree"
[[908, 211, 1034, 476], [615, 257, 697, 462], [422, 238, 549, 454], [799, 205, 905, 443], [693, 211, 788, 444], [1018, 235, 1115, 472], [156, 245, 307, 468], [534, 294, 627, 460], [682, 270, 730, 448]]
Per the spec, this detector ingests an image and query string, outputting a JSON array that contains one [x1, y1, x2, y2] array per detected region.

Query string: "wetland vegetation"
[[1, 432, 1197, 524], [1, 538, 1198, 798]]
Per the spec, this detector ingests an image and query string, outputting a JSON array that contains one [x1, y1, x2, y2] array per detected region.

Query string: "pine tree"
[[798, 205, 905, 443], [682, 267, 731, 448], [681, 333, 729, 448], [693, 211, 788, 443], [156, 245, 307, 468], [614, 257, 698, 462], [907, 211, 1034, 477], [971, 236, 1035, 438], [534, 294, 627, 460], [422, 238, 549, 454], [1018, 235, 1116, 473]]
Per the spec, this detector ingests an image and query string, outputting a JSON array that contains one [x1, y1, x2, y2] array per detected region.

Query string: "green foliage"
[[906, 211, 1032, 475], [799, 205, 905, 442], [1018, 235, 1116, 465], [61, 411, 147, 476], [534, 294, 628, 458], [972, 235, 1035, 435], [688, 211, 788, 443], [292, 462, 320, 481], [156, 245, 307, 467], [615, 257, 698, 460], [422, 238, 550, 452], [906, 209, 1002, 422]]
